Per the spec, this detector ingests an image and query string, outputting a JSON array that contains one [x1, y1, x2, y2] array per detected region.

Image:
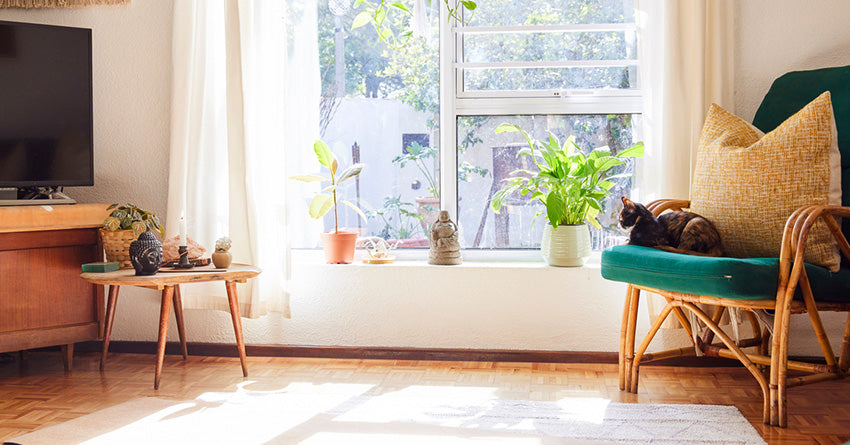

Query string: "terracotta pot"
[[320, 231, 358, 264]]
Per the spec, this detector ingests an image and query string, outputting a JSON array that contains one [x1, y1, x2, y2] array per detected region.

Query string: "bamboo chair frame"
[[618, 199, 850, 427]]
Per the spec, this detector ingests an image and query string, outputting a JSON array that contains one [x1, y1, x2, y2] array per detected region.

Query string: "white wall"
[[3, 0, 849, 357]]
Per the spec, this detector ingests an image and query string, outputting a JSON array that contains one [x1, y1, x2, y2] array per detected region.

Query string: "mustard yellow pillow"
[[690, 92, 841, 271]]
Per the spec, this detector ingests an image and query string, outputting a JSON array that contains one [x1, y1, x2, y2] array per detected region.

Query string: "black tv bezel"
[[0, 20, 94, 188]]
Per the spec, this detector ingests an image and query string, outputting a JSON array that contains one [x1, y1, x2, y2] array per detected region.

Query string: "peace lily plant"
[[291, 140, 366, 263], [491, 123, 644, 266]]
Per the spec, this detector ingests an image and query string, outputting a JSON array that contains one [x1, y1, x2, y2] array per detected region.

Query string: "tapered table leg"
[[154, 286, 174, 390], [101, 285, 120, 371], [225, 280, 248, 377], [173, 285, 188, 360]]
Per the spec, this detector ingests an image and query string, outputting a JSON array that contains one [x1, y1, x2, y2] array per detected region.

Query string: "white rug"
[[9, 383, 766, 445]]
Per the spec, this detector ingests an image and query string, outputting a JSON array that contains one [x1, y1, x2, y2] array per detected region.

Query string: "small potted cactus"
[[212, 236, 233, 268]]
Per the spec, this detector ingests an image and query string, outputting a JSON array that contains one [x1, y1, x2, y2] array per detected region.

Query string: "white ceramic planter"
[[541, 224, 591, 267]]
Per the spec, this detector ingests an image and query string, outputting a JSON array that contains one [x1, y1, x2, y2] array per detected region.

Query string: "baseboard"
[[71, 341, 746, 367]]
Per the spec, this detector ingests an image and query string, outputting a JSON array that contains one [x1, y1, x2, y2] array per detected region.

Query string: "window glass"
[[456, 114, 642, 250], [290, 0, 440, 248]]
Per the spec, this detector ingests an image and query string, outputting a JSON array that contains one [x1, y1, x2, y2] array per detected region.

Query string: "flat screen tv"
[[0, 20, 93, 193]]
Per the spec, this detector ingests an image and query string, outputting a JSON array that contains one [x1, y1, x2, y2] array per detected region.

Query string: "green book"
[[81, 262, 120, 273]]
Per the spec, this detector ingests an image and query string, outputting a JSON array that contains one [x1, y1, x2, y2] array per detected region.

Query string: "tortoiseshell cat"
[[619, 197, 724, 257]]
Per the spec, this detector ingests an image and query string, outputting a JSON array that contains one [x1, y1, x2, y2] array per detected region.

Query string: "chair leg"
[[619, 285, 635, 391], [840, 312, 850, 372], [630, 303, 674, 393], [623, 286, 641, 392], [770, 291, 794, 427]]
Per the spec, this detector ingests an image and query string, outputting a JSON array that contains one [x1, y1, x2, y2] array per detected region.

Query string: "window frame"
[[439, 7, 643, 230]]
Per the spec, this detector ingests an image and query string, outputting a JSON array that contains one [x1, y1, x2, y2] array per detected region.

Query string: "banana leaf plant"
[[291, 140, 366, 233], [490, 123, 644, 229]]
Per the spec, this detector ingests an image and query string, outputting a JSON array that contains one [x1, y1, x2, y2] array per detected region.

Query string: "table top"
[[80, 263, 261, 289]]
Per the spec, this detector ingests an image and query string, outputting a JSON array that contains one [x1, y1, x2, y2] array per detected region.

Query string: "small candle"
[[179, 215, 187, 246]]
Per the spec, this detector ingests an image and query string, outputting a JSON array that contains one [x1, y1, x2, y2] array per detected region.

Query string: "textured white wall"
[[3, 1, 849, 356]]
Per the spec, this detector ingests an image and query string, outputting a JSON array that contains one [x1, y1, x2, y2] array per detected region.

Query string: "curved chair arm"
[[646, 199, 691, 217]]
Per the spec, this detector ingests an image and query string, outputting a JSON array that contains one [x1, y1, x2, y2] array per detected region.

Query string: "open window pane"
[[463, 30, 636, 64], [456, 114, 642, 250], [465, 0, 635, 27], [289, 0, 440, 249], [463, 65, 638, 92]]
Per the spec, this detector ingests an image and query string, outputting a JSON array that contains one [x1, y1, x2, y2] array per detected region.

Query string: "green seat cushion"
[[601, 245, 850, 302]]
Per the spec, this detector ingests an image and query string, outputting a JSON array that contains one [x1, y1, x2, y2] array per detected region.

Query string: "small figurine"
[[359, 236, 399, 263], [129, 232, 163, 275], [429, 210, 461, 265]]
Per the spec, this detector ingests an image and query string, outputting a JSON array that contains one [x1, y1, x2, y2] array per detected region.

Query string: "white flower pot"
[[541, 224, 591, 267]]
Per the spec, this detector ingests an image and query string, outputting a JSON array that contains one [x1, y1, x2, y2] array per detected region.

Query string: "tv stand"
[[0, 187, 77, 207]]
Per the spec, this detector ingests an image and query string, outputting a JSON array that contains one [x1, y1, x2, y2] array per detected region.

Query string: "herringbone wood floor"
[[1, 351, 848, 444]]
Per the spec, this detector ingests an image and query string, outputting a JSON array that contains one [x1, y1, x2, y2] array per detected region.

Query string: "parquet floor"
[[0, 351, 848, 444]]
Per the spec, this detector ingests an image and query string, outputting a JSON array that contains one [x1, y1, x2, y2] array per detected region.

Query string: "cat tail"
[[655, 245, 723, 257]]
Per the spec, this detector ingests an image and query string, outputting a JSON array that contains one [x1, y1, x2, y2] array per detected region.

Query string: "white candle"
[[179, 215, 187, 246]]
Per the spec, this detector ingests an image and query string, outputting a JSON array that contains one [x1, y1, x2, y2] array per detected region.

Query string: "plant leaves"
[[618, 141, 645, 158], [353, 0, 365, 6], [351, 10, 372, 29], [495, 123, 521, 134], [331, 157, 339, 177], [460, 0, 477, 10], [546, 192, 565, 227], [308, 194, 333, 219], [340, 200, 368, 222], [337, 163, 364, 184], [390, 2, 411, 13], [290, 174, 326, 183], [314, 140, 334, 168]]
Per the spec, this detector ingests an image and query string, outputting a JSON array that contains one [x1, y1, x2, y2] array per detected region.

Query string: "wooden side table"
[[80, 264, 261, 389]]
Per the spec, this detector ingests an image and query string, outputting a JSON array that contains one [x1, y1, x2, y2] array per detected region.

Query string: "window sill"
[[290, 249, 603, 270]]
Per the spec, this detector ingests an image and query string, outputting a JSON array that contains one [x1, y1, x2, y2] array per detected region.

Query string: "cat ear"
[[621, 196, 635, 209]]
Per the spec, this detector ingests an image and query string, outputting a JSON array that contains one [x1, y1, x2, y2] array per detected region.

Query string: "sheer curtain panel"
[[167, 0, 318, 318]]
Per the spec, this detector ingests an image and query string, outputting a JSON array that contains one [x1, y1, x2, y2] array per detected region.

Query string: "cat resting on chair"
[[619, 197, 724, 257]]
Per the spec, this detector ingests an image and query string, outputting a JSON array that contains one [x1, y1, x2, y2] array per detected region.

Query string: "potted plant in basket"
[[101, 203, 165, 269], [490, 123, 644, 267], [291, 140, 366, 263]]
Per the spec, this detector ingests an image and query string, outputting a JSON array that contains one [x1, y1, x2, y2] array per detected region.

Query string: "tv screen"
[[0, 20, 93, 188]]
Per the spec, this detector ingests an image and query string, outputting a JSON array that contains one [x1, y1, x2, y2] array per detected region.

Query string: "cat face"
[[618, 196, 643, 230]]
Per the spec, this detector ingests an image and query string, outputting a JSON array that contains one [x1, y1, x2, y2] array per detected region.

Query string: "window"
[[291, 0, 641, 251]]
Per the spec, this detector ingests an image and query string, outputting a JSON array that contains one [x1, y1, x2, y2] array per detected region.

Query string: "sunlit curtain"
[[166, 0, 318, 318], [634, 0, 735, 202], [634, 0, 735, 331]]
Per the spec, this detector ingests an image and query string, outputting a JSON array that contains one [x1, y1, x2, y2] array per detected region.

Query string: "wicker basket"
[[99, 228, 138, 269]]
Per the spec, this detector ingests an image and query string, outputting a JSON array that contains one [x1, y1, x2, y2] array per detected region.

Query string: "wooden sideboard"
[[0, 204, 110, 370]]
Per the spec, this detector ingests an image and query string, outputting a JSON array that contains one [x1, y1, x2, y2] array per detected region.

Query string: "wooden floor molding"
[[1, 351, 848, 444], [74, 341, 745, 367]]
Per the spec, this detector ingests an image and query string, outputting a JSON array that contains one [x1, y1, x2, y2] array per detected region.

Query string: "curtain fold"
[[634, 0, 735, 330], [167, 0, 316, 318], [634, 0, 735, 202]]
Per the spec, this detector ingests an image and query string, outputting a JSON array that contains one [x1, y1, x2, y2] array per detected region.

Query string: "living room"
[[1, 0, 849, 443]]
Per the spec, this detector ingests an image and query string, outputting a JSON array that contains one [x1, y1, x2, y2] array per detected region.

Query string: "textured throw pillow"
[[690, 92, 841, 271]]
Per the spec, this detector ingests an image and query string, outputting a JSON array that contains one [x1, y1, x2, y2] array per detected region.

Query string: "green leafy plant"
[[291, 140, 367, 233], [366, 195, 425, 239], [102, 203, 165, 238], [490, 123, 644, 229], [352, 0, 477, 47]]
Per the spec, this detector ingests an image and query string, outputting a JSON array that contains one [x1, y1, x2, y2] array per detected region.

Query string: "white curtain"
[[634, 0, 735, 202], [167, 0, 319, 318], [634, 0, 735, 330]]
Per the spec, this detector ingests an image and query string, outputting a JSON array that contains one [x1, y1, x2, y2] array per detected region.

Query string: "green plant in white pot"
[[490, 123, 644, 266], [291, 140, 366, 264]]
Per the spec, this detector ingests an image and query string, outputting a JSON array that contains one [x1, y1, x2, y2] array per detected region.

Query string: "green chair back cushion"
[[601, 245, 850, 302]]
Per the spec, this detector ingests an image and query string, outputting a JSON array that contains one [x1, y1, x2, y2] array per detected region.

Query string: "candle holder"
[[176, 245, 194, 268]]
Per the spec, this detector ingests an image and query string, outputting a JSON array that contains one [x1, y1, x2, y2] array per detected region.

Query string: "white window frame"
[[440, 6, 642, 231]]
